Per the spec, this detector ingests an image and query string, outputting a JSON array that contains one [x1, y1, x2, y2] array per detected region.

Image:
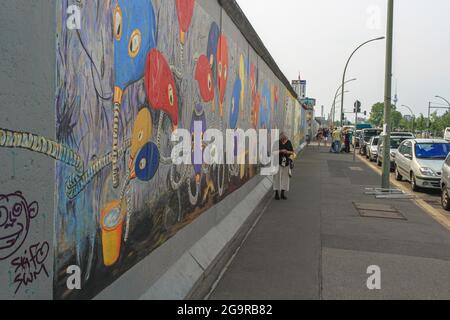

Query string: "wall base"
[[139, 176, 273, 300]]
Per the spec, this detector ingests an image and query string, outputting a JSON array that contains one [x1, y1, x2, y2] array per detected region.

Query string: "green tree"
[[392, 111, 403, 129], [416, 114, 426, 131], [368, 102, 384, 127], [368, 102, 402, 129]]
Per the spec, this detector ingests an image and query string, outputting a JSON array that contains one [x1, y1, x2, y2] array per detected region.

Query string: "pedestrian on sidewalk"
[[323, 128, 330, 147], [344, 129, 351, 153], [331, 128, 342, 153], [316, 129, 323, 148], [274, 132, 294, 200]]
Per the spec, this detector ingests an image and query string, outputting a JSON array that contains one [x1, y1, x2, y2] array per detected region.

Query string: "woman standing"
[[274, 132, 295, 200]]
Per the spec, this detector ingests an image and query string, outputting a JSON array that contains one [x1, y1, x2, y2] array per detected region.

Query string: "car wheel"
[[442, 188, 450, 211], [394, 166, 402, 181], [377, 158, 382, 167], [411, 174, 420, 192]]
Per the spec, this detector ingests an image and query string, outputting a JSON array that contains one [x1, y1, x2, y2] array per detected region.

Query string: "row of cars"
[[357, 128, 450, 211]]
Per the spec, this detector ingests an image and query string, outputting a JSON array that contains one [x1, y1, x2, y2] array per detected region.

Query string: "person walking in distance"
[[323, 128, 329, 147], [344, 129, 351, 153], [274, 132, 294, 200], [316, 128, 323, 148], [331, 128, 342, 153]]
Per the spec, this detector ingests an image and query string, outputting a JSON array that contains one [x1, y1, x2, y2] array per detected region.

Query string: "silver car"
[[377, 135, 410, 170], [394, 139, 450, 191], [440, 153, 450, 210], [367, 136, 380, 162]]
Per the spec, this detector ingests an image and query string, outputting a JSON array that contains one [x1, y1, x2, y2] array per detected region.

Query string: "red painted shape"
[[217, 34, 228, 111], [176, 0, 195, 32], [144, 49, 179, 127], [195, 54, 214, 103], [250, 63, 256, 95], [252, 93, 260, 129]]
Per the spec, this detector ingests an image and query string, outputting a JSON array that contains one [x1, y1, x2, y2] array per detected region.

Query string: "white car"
[[444, 128, 450, 142], [394, 139, 450, 191], [391, 132, 415, 139], [377, 135, 411, 170], [367, 136, 380, 162]]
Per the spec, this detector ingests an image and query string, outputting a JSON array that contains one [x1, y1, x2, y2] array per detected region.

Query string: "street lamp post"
[[435, 95, 450, 107], [340, 37, 385, 127], [332, 90, 351, 125], [382, 0, 394, 190], [427, 97, 450, 137], [332, 79, 357, 125]]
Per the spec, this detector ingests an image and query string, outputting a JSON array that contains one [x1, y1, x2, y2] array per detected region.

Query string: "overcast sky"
[[236, 0, 450, 119]]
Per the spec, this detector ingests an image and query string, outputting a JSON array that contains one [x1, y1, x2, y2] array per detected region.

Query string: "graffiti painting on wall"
[[0, 191, 50, 295], [0, 0, 304, 299]]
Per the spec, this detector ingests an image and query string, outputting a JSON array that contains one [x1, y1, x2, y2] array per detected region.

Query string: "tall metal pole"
[[333, 90, 350, 123], [340, 37, 385, 127], [354, 105, 359, 162], [382, 0, 394, 189], [332, 79, 357, 126]]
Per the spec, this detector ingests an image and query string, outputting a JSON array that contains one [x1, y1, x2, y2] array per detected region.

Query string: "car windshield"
[[392, 133, 413, 137], [415, 143, 450, 159], [364, 130, 382, 141], [390, 138, 407, 149]]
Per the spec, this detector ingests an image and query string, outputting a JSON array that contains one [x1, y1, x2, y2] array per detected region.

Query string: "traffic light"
[[354, 100, 362, 113]]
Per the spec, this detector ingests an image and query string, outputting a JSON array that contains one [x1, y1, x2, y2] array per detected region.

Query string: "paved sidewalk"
[[209, 146, 450, 300]]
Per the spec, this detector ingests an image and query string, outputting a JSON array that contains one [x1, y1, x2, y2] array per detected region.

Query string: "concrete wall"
[[0, 0, 306, 300], [0, 0, 56, 300]]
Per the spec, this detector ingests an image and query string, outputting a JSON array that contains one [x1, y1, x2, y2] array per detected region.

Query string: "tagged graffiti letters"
[[11, 242, 50, 294]]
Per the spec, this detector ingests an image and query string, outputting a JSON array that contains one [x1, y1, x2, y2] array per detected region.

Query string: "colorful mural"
[[0, 0, 305, 299]]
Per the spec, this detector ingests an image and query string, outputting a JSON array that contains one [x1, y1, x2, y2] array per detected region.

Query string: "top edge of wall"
[[218, 0, 299, 99]]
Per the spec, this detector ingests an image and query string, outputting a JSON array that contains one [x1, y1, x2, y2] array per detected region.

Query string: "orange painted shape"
[[100, 200, 125, 267]]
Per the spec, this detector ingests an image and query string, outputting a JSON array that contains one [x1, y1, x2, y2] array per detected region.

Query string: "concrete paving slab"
[[322, 247, 450, 300], [208, 146, 450, 300]]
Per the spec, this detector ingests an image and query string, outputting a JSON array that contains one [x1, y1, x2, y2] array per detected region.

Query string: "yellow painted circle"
[[114, 6, 123, 41], [128, 29, 142, 58], [131, 108, 153, 159]]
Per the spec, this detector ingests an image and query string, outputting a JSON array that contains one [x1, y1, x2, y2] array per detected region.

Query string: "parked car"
[[354, 130, 362, 148], [440, 153, 450, 210], [377, 135, 410, 170], [391, 132, 415, 139], [444, 128, 450, 142], [394, 139, 450, 191], [359, 128, 383, 156], [366, 136, 380, 161]]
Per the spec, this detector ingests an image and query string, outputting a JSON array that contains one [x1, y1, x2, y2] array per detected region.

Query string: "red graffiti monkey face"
[[144, 49, 179, 127], [0, 192, 38, 261], [195, 54, 214, 103], [216, 34, 228, 114]]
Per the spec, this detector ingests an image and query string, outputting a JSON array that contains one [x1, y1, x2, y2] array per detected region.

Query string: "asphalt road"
[[208, 145, 450, 300]]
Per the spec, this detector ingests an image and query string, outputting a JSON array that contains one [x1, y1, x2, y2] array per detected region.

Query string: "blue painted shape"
[[259, 80, 271, 129], [114, 0, 156, 91], [229, 78, 241, 129], [135, 142, 160, 181], [207, 22, 220, 84]]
